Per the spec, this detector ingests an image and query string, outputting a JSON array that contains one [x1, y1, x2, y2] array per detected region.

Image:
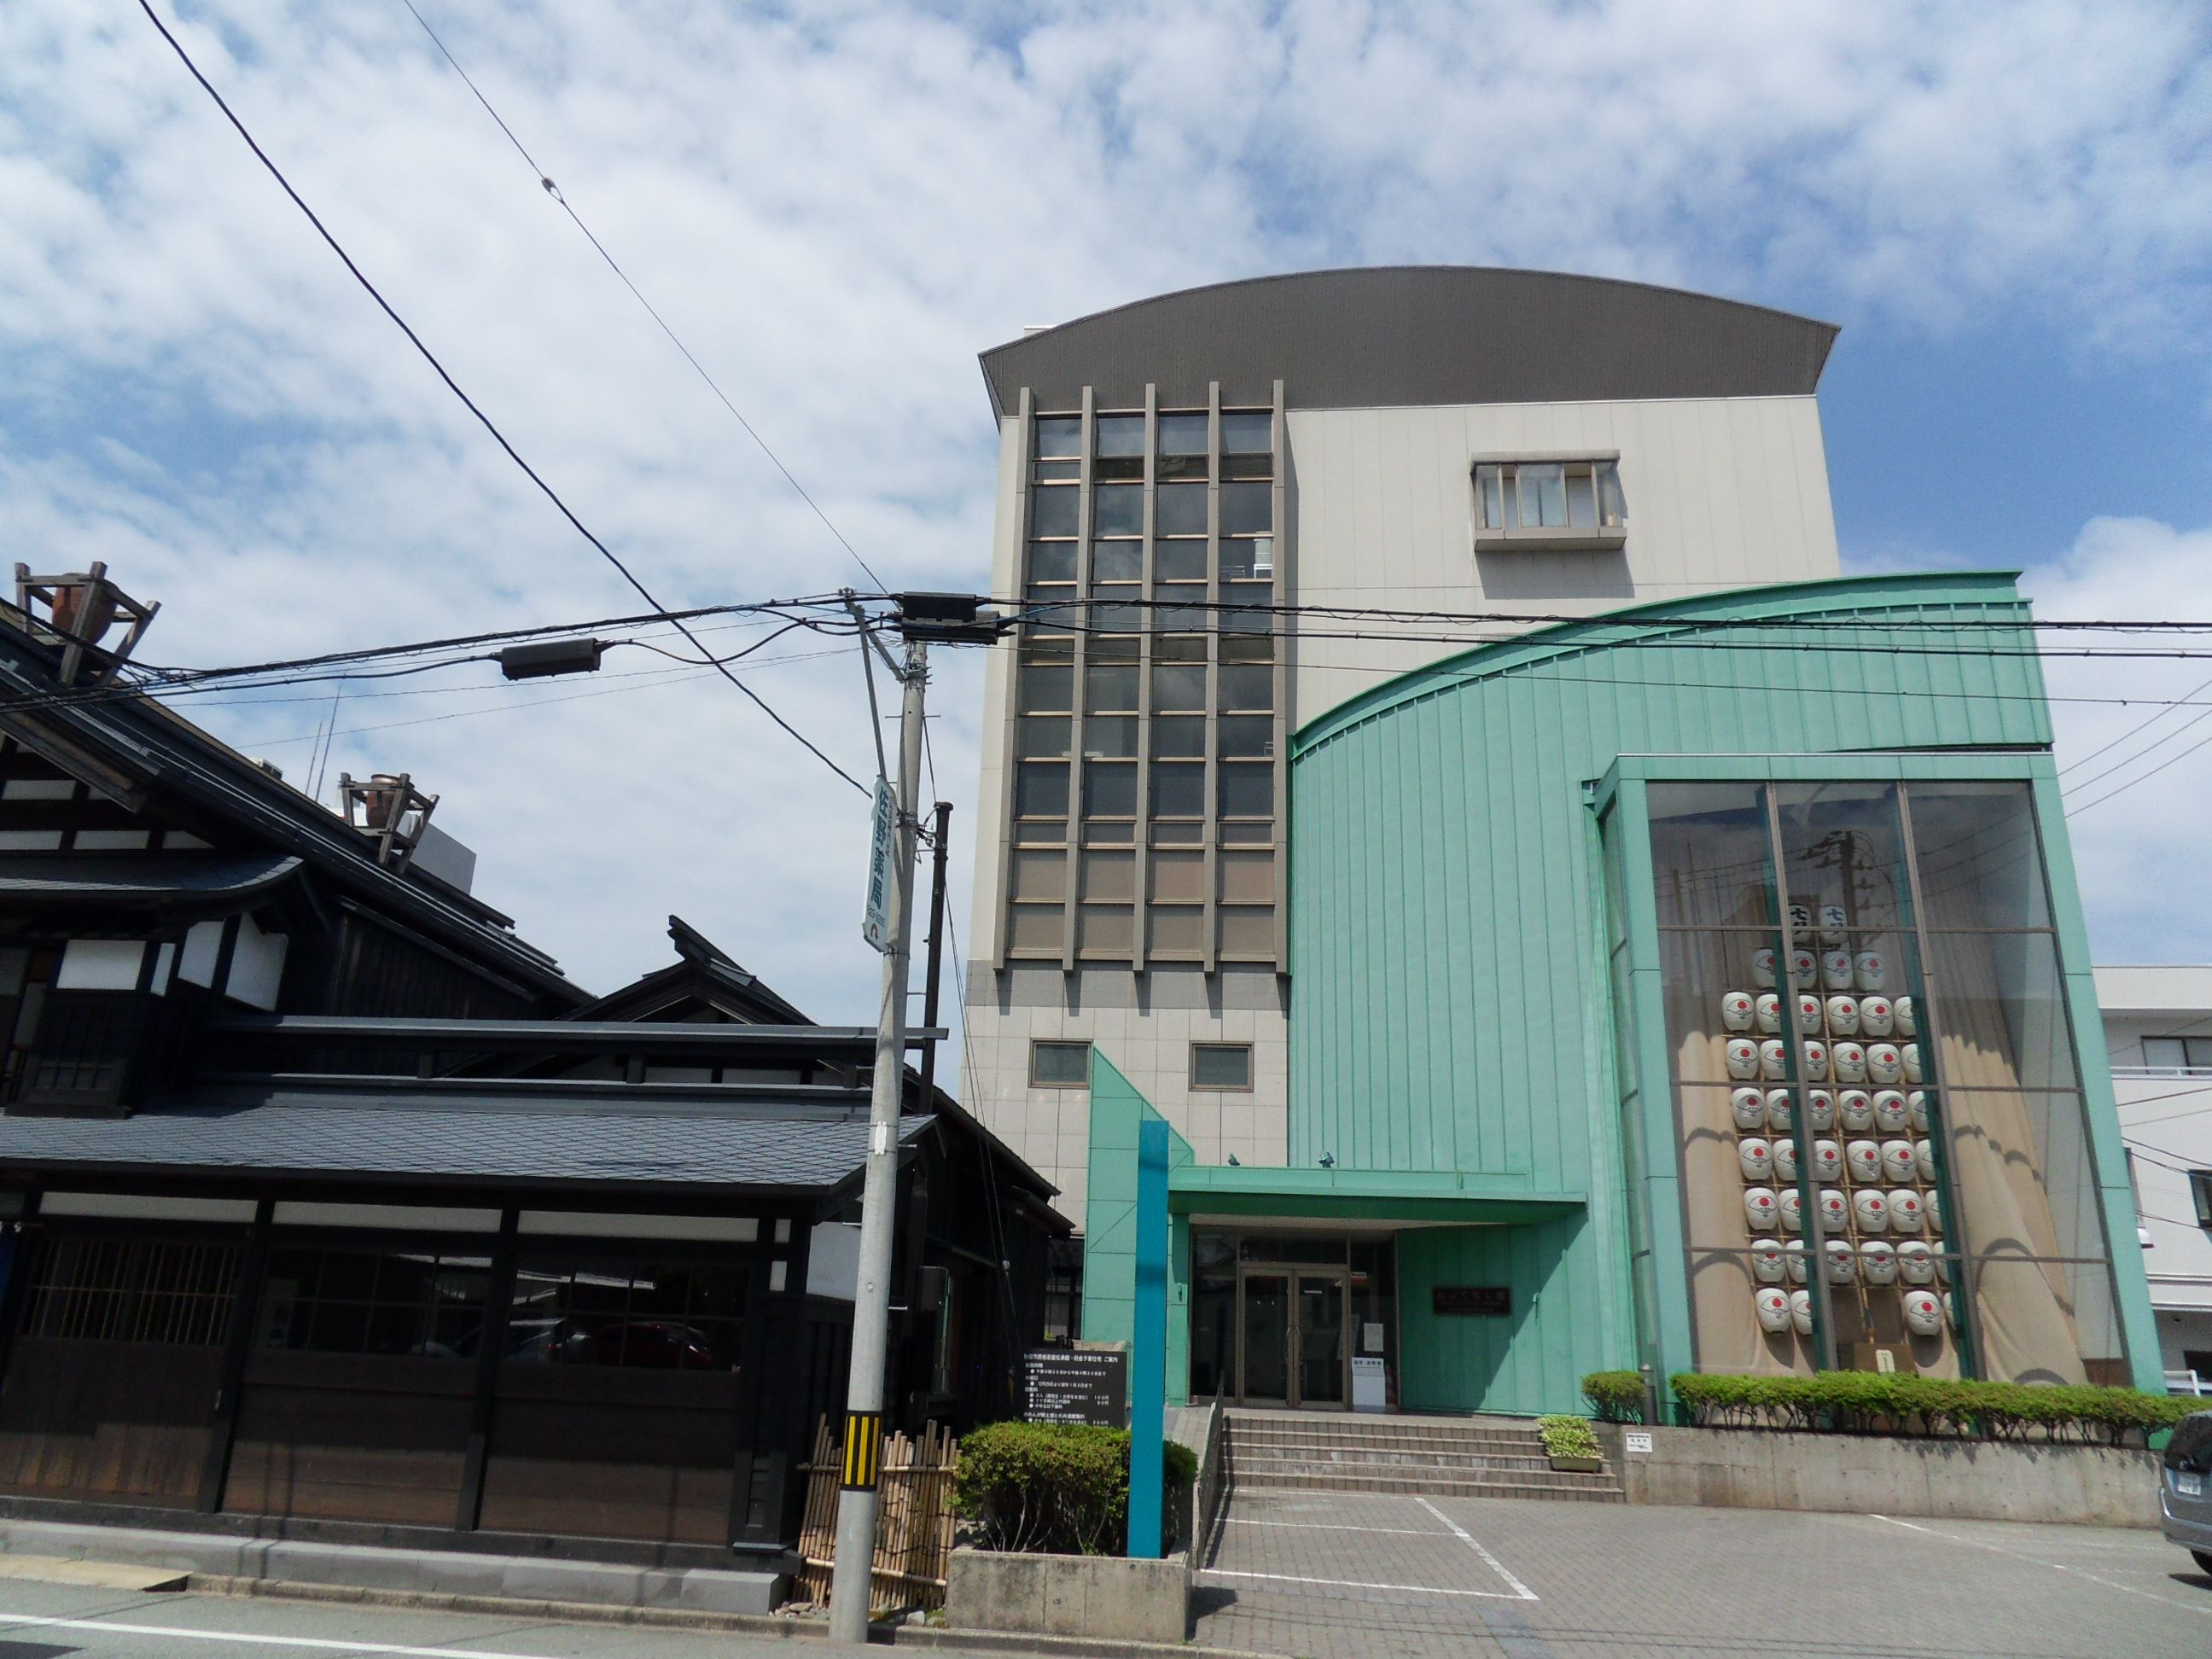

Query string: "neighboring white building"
[[960, 267, 1845, 1223], [2099, 964, 2212, 1386]]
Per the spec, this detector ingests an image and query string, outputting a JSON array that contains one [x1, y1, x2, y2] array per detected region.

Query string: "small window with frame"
[[1472, 455, 1627, 551], [1031, 1039, 1092, 1088], [2192, 1170, 2212, 1231], [1190, 1042, 1254, 1091]]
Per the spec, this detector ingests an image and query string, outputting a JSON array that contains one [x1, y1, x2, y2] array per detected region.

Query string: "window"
[[1473, 457, 1627, 550], [2144, 1037, 2212, 1074], [505, 1255, 746, 1370], [20, 1236, 240, 1346], [1031, 1039, 1091, 1087], [1191, 1043, 1254, 1090], [260, 1245, 490, 1357], [2192, 1172, 2212, 1231]]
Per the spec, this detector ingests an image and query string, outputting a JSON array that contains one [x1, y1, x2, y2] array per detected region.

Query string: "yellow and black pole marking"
[[841, 1412, 882, 1491]]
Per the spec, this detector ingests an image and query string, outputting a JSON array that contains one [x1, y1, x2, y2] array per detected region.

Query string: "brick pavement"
[[1195, 1485, 2212, 1658]]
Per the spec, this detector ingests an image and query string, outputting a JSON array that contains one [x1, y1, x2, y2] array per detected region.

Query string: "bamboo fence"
[[794, 1416, 961, 1614]]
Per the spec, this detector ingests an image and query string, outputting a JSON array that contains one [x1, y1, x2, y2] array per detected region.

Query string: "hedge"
[[1665, 1372, 2193, 1446], [953, 1422, 1199, 1557], [1580, 1371, 1646, 1423]]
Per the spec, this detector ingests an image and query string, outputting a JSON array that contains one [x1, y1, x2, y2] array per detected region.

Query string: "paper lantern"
[[1749, 1240, 1787, 1284], [1825, 1239, 1857, 1283], [1804, 1089, 1837, 1132], [1935, 1252, 1953, 1285], [1773, 1137, 1799, 1181], [1852, 1189, 1889, 1234], [1860, 1241, 1898, 1285], [1859, 995, 1895, 1037], [1790, 1289, 1813, 1335], [1895, 995, 1918, 1038], [1915, 1140, 1936, 1183], [1825, 994, 1860, 1036], [1790, 947, 1819, 985], [1726, 1038, 1761, 1080], [1846, 1139, 1881, 1184], [1784, 1239, 1808, 1283], [1766, 1089, 1796, 1132], [1738, 1138, 1774, 1181], [1721, 991, 1755, 1032], [1755, 1286, 1792, 1333], [1817, 1188, 1849, 1231], [1838, 1089, 1874, 1132], [1732, 1087, 1770, 1130], [1881, 1139, 1917, 1183], [1819, 904, 1849, 945], [1831, 1041, 1866, 1084], [1871, 1090, 1908, 1132], [1810, 1139, 1843, 1183], [1797, 992, 1826, 1034], [1902, 1289, 1942, 1336], [1906, 1090, 1930, 1134], [1896, 1240, 1936, 1284], [1789, 901, 1814, 941], [1801, 1039, 1829, 1081], [1926, 1189, 1941, 1232], [1902, 1043, 1924, 1084], [1753, 946, 1778, 990], [1888, 1190, 1925, 1234], [1755, 992, 1783, 1035], [1855, 950, 1889, 992], [1778, 1189, 1802, 1233], [1822, 949, 1854, 991], [1760, 1039, 1789, 1080], [1744, 1187, 1779, 1231], [1866, 1043, 1902, 1086]]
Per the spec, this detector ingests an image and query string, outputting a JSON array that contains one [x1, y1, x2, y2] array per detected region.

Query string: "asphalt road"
[[1196, 1487, 2212, 1658]]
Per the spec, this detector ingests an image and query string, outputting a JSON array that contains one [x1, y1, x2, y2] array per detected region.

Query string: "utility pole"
[[828, 626, 927, 1645], [917, 800, 952, 1103]]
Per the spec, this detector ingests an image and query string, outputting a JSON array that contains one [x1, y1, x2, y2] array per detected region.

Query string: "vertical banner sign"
[[861, 779, 896, 953]]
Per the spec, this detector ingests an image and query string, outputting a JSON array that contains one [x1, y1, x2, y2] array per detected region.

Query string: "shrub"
[[1667, 1372, 2193, 1447], [1536, 1414, 1600, 1460], [1580, 1371, 1646, 1423], [954, 1422, 1197, 1557]]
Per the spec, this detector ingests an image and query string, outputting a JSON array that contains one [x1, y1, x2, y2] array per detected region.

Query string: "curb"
[[189, 1575, 1266, 1658]]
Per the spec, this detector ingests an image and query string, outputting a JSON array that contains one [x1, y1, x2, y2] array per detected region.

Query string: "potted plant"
[[1537, 1414, 1604, 1473]]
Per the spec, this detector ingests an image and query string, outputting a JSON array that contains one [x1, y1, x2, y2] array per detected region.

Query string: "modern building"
[[960, 266, 2161, 1416], [2098, 965, 2212, 1385], [0, 584, 1060, 1568]]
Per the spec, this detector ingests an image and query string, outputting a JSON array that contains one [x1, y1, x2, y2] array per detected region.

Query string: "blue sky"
[[1, 0, 2209, 1020]]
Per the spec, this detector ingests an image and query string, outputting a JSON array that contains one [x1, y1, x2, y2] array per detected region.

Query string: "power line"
[[396, 0, 889, 595], [135, 0, 868, 796], [2058, 670, 2212, 776]]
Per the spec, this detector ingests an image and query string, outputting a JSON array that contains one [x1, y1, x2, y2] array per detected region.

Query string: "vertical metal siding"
[[1289, 573, 2049, 1411]]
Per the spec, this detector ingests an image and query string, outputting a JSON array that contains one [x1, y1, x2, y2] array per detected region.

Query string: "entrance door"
[[1236, 1266, 1348, 1408]]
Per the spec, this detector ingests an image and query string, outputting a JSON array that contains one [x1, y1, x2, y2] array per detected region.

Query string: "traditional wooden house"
[[0, 579, 1060, 1575]]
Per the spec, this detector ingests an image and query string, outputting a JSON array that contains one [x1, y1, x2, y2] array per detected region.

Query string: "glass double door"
[[1237, 1266, 1348, 1408]]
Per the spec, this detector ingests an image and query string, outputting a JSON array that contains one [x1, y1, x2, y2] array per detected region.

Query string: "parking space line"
[[1225, 1517, 1454, 1537], [1415, 1495, 1540, 1602], [1198, 1566, 1531, 1599], [0, 1608, 579, 1657], [1870, 1513, 2212, 1619]]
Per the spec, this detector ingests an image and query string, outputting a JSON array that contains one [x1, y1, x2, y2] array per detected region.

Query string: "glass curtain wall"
[[1009, 403, 1280, 964], [1643, 779, 2124, 1384]]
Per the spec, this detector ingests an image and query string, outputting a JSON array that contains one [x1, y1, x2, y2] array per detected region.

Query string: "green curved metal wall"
[[1285, 571, 2087, 1413]]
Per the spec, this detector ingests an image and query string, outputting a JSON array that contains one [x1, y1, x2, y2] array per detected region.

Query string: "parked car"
[[2161, 1411, 2212, 1575]]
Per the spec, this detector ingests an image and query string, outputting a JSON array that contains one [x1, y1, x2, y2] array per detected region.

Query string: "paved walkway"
[[1197, 1485, 2212, 1658]]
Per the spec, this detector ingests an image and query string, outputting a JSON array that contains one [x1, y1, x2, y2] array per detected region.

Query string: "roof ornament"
[[337, 771, 439, 872], [14, 561, 160, 687]]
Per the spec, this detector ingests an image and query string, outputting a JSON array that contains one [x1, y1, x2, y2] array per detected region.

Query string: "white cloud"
[[0, 0, 2207, 1028], [2023, 517, 2212, 965]]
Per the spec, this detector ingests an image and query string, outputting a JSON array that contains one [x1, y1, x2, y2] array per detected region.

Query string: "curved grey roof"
[[981, 266, 1837, 416]]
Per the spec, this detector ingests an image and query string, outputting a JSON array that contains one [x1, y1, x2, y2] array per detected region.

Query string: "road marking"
[[1199, 1566, 1530, 1599], [1415, 1495, 1540, 1602], [0, 1609, 581, 1658], [1869, 1514, 2212, 1619], [1225, 1517, 1455, 1537]]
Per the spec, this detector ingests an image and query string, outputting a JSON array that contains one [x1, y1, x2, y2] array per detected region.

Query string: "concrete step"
[[1232, 1465, 1625, 1502], [0, 1520, 786, 1615], [1234, 1447, 1555, 1474], [1231, 1429, 1545, 1455]]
